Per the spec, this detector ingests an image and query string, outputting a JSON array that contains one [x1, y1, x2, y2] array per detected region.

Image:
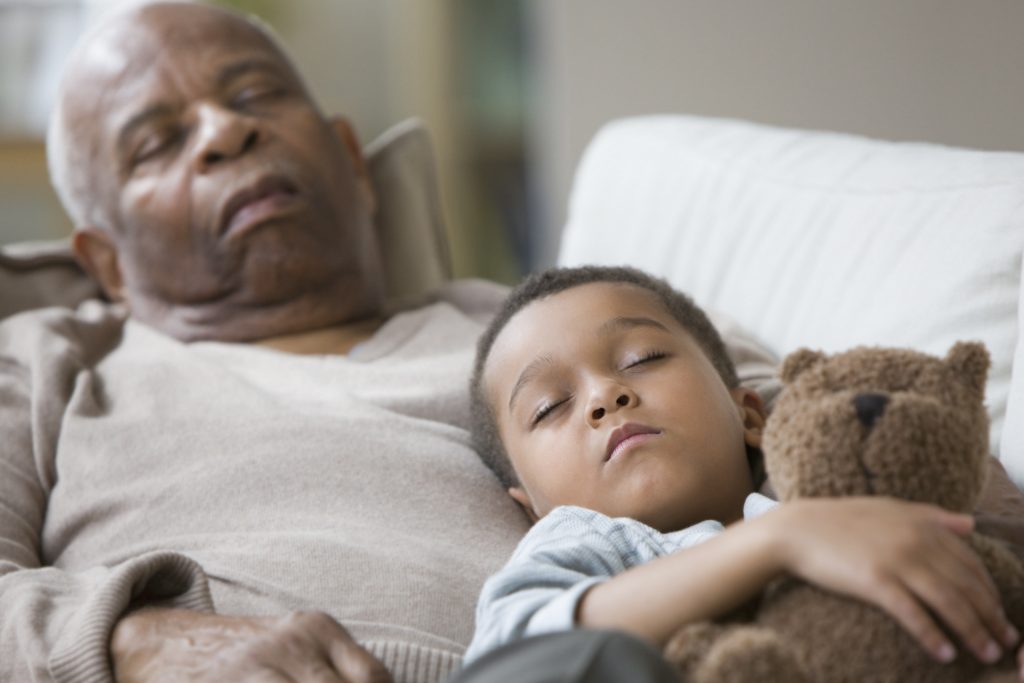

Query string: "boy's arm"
[[579, 498, 1018, 665], [465, 508, 721, 661], [577, 505, 781, 644]]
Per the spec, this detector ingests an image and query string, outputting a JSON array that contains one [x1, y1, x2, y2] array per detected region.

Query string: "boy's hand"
[[777, 497, 1019, 665]]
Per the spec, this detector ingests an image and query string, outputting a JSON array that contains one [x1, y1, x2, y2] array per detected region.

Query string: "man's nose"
[[586, 383, 638, 427], [192, 103, 260, 172]]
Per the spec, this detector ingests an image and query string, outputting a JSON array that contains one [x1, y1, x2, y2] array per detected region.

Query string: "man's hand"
[[111, 608, 392, 683]]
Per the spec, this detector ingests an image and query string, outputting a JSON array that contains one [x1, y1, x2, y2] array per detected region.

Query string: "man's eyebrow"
[[217, 58, 288, 88], [597, 316, 671, 336], [508, 355, 556, 412]]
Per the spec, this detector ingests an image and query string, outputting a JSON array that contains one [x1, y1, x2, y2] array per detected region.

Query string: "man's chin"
[[165, 272, 380, 343]]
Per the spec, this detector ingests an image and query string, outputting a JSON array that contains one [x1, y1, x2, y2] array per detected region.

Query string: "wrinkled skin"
[[64, 1, 384, 343], [111, 609, 392, 683]]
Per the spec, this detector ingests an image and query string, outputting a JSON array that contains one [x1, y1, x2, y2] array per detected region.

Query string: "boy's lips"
[[605, 423, 661, 462]]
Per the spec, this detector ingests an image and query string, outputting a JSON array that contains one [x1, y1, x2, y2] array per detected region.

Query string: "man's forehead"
[[63, 3, 293, 132], [66, 3, 282, 92]]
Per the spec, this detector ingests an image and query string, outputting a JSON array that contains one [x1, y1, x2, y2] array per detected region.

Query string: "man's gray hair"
[[47, 89, 101, 230]]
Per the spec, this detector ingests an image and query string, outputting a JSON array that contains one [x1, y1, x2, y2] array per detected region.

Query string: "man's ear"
[[730, 387, 767, 449], [508, 486, 540, 525], [72, 227, 125, 302], [329, 116, 376, 216]]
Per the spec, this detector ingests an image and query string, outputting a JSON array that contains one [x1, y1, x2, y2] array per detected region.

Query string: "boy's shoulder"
[[744, 492, 779, 518], [511, 506, 726, 570]]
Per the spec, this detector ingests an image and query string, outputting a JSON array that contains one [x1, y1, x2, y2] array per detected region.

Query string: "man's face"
[[484, 283, 758, 532], [63, 3, 382, 340]]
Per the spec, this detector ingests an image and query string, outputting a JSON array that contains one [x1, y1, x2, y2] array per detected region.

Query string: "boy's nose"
[[587, 387, 637, 427], [591, 394, 630, 421]]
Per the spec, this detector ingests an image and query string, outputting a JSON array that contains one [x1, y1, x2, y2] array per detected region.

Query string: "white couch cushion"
[[558, 115, 1024, 485]]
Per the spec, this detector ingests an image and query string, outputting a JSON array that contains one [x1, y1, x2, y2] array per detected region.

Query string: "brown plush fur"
[[665, 342, 1024, 683]]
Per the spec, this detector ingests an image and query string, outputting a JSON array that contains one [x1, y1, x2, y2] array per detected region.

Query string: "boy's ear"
[[72, 227, 126, 302], [730, 387, 767, 449], [508, 487, 540, 524]]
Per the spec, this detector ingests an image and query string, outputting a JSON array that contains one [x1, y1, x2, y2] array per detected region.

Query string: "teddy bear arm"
[[665, 621, 809, 683], [969, 534, 1024, 631]]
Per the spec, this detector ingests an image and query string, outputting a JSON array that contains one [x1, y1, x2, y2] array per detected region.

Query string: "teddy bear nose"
[[853, 392, 889, 428]]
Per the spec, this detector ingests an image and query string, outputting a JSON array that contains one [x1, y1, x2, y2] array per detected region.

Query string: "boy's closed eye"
[[622, 350, 669, 370], [531, 398, 569, 426], [529, 349, 671, 427]]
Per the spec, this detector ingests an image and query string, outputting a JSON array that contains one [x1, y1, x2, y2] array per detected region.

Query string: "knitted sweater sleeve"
[[0, 316, 213, 683]]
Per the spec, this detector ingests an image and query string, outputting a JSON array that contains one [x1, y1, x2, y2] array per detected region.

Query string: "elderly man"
[[3, 2, 1024, 682], [1, 2, 687, 682]]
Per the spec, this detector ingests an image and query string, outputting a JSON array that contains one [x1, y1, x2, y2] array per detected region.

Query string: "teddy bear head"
[[761, 342, 990, 513]]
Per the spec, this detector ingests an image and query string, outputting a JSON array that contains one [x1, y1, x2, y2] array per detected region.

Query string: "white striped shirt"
[[465, 493, 777, 661]]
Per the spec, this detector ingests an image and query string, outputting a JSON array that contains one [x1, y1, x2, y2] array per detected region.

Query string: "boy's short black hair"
[[469, 265, 743, 489]]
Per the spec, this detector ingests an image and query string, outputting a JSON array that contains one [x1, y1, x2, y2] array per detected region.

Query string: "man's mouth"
[[220, 175, 300, 237], [605, 423, 661, 462]]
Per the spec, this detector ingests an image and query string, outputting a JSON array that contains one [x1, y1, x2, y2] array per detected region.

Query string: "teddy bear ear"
[[781, 348, 828, 384], [944, 341, 990, 397]]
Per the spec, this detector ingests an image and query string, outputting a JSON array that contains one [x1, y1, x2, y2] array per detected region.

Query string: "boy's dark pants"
[[448, 630, 679, 683]]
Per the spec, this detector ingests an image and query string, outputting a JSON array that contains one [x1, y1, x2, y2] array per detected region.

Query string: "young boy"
[[464, 265, 1018, 669]]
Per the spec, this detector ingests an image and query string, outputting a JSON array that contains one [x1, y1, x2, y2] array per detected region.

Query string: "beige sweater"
[[0, 280, 530, 683]]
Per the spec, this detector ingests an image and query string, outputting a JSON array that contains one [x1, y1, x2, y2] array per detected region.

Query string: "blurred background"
[[2, 0, 1024, 283]]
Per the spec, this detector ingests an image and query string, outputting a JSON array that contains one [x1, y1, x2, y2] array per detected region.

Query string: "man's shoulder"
[[0, 301, 126, 366]]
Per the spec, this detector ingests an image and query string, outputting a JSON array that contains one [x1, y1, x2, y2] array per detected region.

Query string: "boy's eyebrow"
[[598, 316, 670, 336], [508, 355, 556, 412]]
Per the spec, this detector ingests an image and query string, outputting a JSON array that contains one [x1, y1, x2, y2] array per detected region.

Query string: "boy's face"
[[484, 282, 764, 532]]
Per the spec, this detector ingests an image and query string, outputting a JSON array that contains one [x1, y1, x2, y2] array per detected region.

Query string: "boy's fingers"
[[906, 564, 1003, 664], [873, 580, 955, 663], [938, 530, 1001, 604], [930, 508, 975, 536], [934, 533, 1017, 649]]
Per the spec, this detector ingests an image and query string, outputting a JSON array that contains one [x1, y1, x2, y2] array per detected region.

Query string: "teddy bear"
[[664, 342, 1024, 683]]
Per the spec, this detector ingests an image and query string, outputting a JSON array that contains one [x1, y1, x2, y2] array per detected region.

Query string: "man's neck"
[[127, 275, 387, 348], [254, 316, 384, 355]]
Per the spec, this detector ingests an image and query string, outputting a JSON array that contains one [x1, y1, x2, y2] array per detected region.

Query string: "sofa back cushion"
[[558, 115, 1024, 484]]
